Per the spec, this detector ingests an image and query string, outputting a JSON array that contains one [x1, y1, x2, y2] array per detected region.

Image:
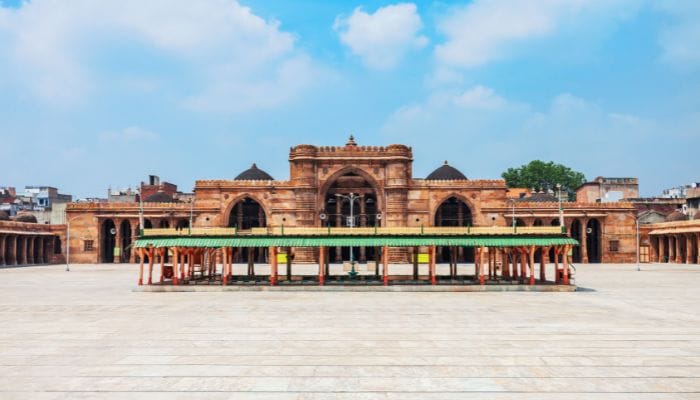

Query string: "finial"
[[251, 163, 257, 169], [444, 160, 448, 165], [346, 135, 357, 146]]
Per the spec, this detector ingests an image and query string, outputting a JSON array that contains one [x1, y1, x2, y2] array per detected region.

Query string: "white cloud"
[[0, 0, 315, 111], [381, 86, 690, 189], [334, 3, 427, 70], [434, 0, 638, 69], [100, 126, 158, 142], [656, 1, 700, 67]]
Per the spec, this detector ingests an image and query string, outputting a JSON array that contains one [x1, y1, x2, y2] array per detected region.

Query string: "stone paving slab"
[[0, 262, 699, 398]]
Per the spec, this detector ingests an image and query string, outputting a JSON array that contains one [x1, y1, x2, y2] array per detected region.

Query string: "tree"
[[501, 160, 586, 200]]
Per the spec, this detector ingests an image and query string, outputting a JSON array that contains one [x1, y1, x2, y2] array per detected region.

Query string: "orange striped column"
[[429, 245, 436, 285], [382, 246, 389, 286], [270, 246, 277, 286], [138, 248, 144, 286], [319, 246, 325, 285], [172, 247, 179, 286]]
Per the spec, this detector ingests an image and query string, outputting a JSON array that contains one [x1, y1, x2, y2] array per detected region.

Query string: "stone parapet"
[[289, 144, 413, 160]]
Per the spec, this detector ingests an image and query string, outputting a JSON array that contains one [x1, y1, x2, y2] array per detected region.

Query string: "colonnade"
[[137, 244, 574, 286], [650, 233, 700, 264], [0, 233, 56, 266]]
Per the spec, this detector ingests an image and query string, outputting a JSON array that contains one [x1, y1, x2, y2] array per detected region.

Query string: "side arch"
[[431, 193, 477, 226], [222, 193, 270, 228]]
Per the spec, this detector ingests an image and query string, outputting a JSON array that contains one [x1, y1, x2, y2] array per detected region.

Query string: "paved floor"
[[0, 263, 699, 399]]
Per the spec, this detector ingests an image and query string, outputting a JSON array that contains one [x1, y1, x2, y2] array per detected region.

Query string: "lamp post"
[[335, 193, 359, 277], [508, 198, 516, 230], [636, 213, 640, 271], [556, 184, 564, 229]]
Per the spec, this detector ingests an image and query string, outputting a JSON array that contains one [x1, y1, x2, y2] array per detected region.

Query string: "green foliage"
[[501, 160, 586, 200]]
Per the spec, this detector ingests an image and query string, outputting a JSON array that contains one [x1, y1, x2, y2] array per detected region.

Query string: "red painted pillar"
[[563, 245, 570, 285], [147, 247, 154, 285], [319, 246, 325, 286], [528, 245, 535, 286], [138, 248, 144, 286], [479, 247, 485, 285], [270, 246, 277, 286], [159, 248, 166, 284], [382, 246, 389, 286], [221, 247, 227, 286], [553, 246, 560, 283], [180, 248, 186, 281], [430, 245, 436, 285], [172, 247, 179, 286], [539, 247, 546, 283]]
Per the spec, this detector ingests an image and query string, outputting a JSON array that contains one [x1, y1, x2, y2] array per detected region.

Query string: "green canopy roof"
[[134, 235, 577, 248]]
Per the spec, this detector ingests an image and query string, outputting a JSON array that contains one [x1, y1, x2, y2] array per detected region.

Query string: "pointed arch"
[[432, 193, 476, 224], [223, 193, 270, 228]]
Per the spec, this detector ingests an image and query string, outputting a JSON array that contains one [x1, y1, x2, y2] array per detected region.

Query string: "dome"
[[0, 210, 9, 221], [235, 163, 274, 180], [13, 214, 37, 223], [426, 161, 467, 180], [144, 191, 176, 203], [665, 210, 689, 222]]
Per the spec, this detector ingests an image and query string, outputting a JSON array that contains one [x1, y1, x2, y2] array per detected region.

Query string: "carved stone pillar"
[[580, 219, 589, 263], [37, 236, 44, 264], [29, 236, 36, 264], [675, 235, 682, 263], [660, 236, 667, 262], [113, 219, 122, 263], [17, 236, 25, 265], [7, 236, 16, 265]]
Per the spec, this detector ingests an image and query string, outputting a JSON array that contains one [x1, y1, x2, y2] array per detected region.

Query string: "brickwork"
[[65, 139, 640, 264]]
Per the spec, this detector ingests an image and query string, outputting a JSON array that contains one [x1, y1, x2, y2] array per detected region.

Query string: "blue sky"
[[0, 0, 698, 198]]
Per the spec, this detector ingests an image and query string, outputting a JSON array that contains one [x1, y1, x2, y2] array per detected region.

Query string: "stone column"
[[27, 236, 35, 264], [36, 236, 44, 264], [675, 235, 682, 263], [16, 236, 24, 265], [659, 236, 666, 263], [113, 219, 122, 263], [685, 235, 693, 264], [8, 236, 16, 265], [697, 233, 700, 264], [237, 205, 243, 228], [580, 219, 588, 263]]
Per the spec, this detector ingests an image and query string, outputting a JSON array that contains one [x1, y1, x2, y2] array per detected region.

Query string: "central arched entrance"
[[434, 196, 473, 263], [322, 171, 380, 263], [228, 197, 267, 264]]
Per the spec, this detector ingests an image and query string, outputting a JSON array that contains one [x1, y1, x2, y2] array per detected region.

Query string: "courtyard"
[[0, 263, 698, 399]]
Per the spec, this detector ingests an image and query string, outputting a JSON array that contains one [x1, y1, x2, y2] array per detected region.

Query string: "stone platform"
[[135, 283, 576, 292], [1, 262, 699, 398]]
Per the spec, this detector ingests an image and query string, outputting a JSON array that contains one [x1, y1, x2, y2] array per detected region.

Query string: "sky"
[[0, 0, 698, 198]]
